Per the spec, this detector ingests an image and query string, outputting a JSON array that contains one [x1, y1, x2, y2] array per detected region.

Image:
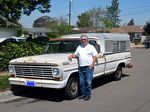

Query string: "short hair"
[[80, 35, 88, 40]]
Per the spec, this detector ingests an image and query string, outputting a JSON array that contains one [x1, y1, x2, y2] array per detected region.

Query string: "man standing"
[[68, 35, 98, 101]]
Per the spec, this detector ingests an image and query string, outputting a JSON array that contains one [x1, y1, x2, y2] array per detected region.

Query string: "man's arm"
[[89, 56, 97, 69], [68, 54, 77, 61]]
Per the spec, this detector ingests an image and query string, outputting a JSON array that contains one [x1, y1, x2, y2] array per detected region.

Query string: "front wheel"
[[113, 65, 122, 81], [64, 76, 79, 99]]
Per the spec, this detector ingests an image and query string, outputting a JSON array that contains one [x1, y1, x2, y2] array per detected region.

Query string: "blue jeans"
[[79, 66, 94, 97]]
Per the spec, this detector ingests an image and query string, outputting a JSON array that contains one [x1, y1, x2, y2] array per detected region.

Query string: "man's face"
[[81, 37, 88, 46]]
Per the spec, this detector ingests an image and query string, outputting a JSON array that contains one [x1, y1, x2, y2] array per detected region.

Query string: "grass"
[[0, 72, 10, 91]]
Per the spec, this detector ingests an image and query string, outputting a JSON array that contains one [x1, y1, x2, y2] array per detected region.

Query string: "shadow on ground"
[[10, 74, 130, 102], [92, 74, 129, 89]]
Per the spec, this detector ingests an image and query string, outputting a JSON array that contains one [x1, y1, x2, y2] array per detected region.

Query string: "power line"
[[121, 5, 150, 12], [120, 9, 150, 17]]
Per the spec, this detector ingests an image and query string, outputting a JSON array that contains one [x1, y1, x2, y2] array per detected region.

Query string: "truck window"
[[44, 40, 80, 53], [89, 40, 100, 53]]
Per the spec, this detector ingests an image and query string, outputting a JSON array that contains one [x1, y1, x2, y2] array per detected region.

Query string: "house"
[[25, 27, 52, 38], [110, 25, 144, 42], [79, 27, 97, 33]]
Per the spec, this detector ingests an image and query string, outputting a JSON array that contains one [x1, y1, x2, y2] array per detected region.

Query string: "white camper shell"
[[9, 33, 132, 99]]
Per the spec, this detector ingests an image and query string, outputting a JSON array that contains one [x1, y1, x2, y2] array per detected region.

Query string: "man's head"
[[80, 35, 89, 46]]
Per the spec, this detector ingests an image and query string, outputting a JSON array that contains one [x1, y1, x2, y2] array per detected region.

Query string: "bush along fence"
[[0, 42, 44, 71]]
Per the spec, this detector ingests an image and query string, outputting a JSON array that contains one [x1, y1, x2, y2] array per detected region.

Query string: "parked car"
[[0, 37, 26, 45], [12, 37, 26, 42], [0, 37, 17, 45]]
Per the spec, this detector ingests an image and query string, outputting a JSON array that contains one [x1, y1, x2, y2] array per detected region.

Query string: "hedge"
[[0, 42, 44, 71]]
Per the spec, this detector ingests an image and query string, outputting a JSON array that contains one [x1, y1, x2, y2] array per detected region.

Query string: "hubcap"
[[71, 80, 78, 95]]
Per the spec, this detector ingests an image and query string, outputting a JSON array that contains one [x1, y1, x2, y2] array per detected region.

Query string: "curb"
[[131, 45, 145, 48], [0, 90, 14, 103], [0, 90, 13, 97], [0, 95, 23, 103], [0, 89, 25, 103]]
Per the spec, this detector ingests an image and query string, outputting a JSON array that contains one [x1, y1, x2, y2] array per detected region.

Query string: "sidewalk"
[[0, 89, 26, 103], [0, 90, 17, 103], [130, 43, 145, 48]]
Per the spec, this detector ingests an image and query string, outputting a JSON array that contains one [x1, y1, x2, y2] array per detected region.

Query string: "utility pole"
[[69, 0, 72, 27]]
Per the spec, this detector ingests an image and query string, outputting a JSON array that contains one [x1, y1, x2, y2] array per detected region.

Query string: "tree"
[[77, 12, 92, 27], [0, 18, 6, 27], [89, 7, 106, 29], [144, 21, 150, 35], [106, 0, 121, 28], [103, 18, 113, 29], [0, 0, 51, 23], [33, 16, 57, 27], [49, 16, 72, 36], [128, 18, 135, 25]]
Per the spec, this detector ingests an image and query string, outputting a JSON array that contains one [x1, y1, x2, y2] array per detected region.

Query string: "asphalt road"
[[0, 48, 150, 112]]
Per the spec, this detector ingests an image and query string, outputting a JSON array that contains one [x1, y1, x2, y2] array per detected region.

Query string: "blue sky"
[[19, 0, 150, 28]]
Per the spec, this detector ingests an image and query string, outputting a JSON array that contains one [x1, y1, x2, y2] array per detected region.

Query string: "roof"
[[110, 25, 144, 33], [25, 27, 52, 34], [61, 33, 130, 41]]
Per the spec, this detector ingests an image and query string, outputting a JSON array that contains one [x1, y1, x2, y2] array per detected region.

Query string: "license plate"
[[26, 81, 36, 86]]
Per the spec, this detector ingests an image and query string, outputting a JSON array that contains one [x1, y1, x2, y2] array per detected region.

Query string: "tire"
[[113, 65, 122, 81], [64, 76, 79, 99], [11, 85, 21, 91]]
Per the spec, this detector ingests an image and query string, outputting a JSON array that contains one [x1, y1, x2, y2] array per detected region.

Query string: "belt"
[[79, 66, 89, 68]]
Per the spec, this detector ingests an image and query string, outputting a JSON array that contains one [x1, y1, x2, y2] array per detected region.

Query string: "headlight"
[[8, 65, 15, 74], [52, 68, 60, 77]]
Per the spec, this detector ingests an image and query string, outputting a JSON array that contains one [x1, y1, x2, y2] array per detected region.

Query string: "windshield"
[[44, 39, 80, 53]]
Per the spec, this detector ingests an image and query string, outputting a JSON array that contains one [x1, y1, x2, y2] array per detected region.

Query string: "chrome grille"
[[14, 65, 53, 79]]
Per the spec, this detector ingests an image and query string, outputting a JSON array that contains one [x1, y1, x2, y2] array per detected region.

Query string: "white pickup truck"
[[8, 33, 132, 99]]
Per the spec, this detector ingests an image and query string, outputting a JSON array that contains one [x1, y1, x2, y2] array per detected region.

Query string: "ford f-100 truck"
[[8, 33, 132, 99]]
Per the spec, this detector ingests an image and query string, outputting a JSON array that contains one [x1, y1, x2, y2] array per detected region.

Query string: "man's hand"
[[89, 64, 94, 69], [96, 52, 104, 58], [68, 54, 73, 62]]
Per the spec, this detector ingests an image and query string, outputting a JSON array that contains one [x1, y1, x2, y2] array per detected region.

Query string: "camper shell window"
[[105, 40, 129, 53], [112, 41, 126, 52]]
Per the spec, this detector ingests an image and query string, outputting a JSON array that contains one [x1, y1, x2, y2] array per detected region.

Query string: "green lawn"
[[0, 73, 10, 91]]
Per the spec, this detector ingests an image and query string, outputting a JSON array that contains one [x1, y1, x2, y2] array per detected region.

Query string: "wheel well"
[[69, 72, 79, 79], [118, 62, 125, 68]]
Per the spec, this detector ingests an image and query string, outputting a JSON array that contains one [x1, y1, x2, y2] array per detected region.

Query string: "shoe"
[[84, 96, 91, 101], [78, 95, 85, 99]]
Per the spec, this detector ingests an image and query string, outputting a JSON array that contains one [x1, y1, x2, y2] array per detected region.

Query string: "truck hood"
[[9, 53, 77, 66]]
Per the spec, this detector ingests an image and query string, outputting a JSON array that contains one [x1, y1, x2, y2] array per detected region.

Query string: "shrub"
[[0, 75, 10, 90], [32, 36, 49, 45], [0, 42, 44, 70], [48, 33, 58, 38]]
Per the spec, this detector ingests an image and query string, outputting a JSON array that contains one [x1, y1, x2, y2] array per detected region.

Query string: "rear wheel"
[[64, 76, 79, 99], [113, 65, 122, 81]]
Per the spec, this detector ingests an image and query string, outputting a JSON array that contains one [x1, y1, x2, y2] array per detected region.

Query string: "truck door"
[[89, 40, 105, 77]]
